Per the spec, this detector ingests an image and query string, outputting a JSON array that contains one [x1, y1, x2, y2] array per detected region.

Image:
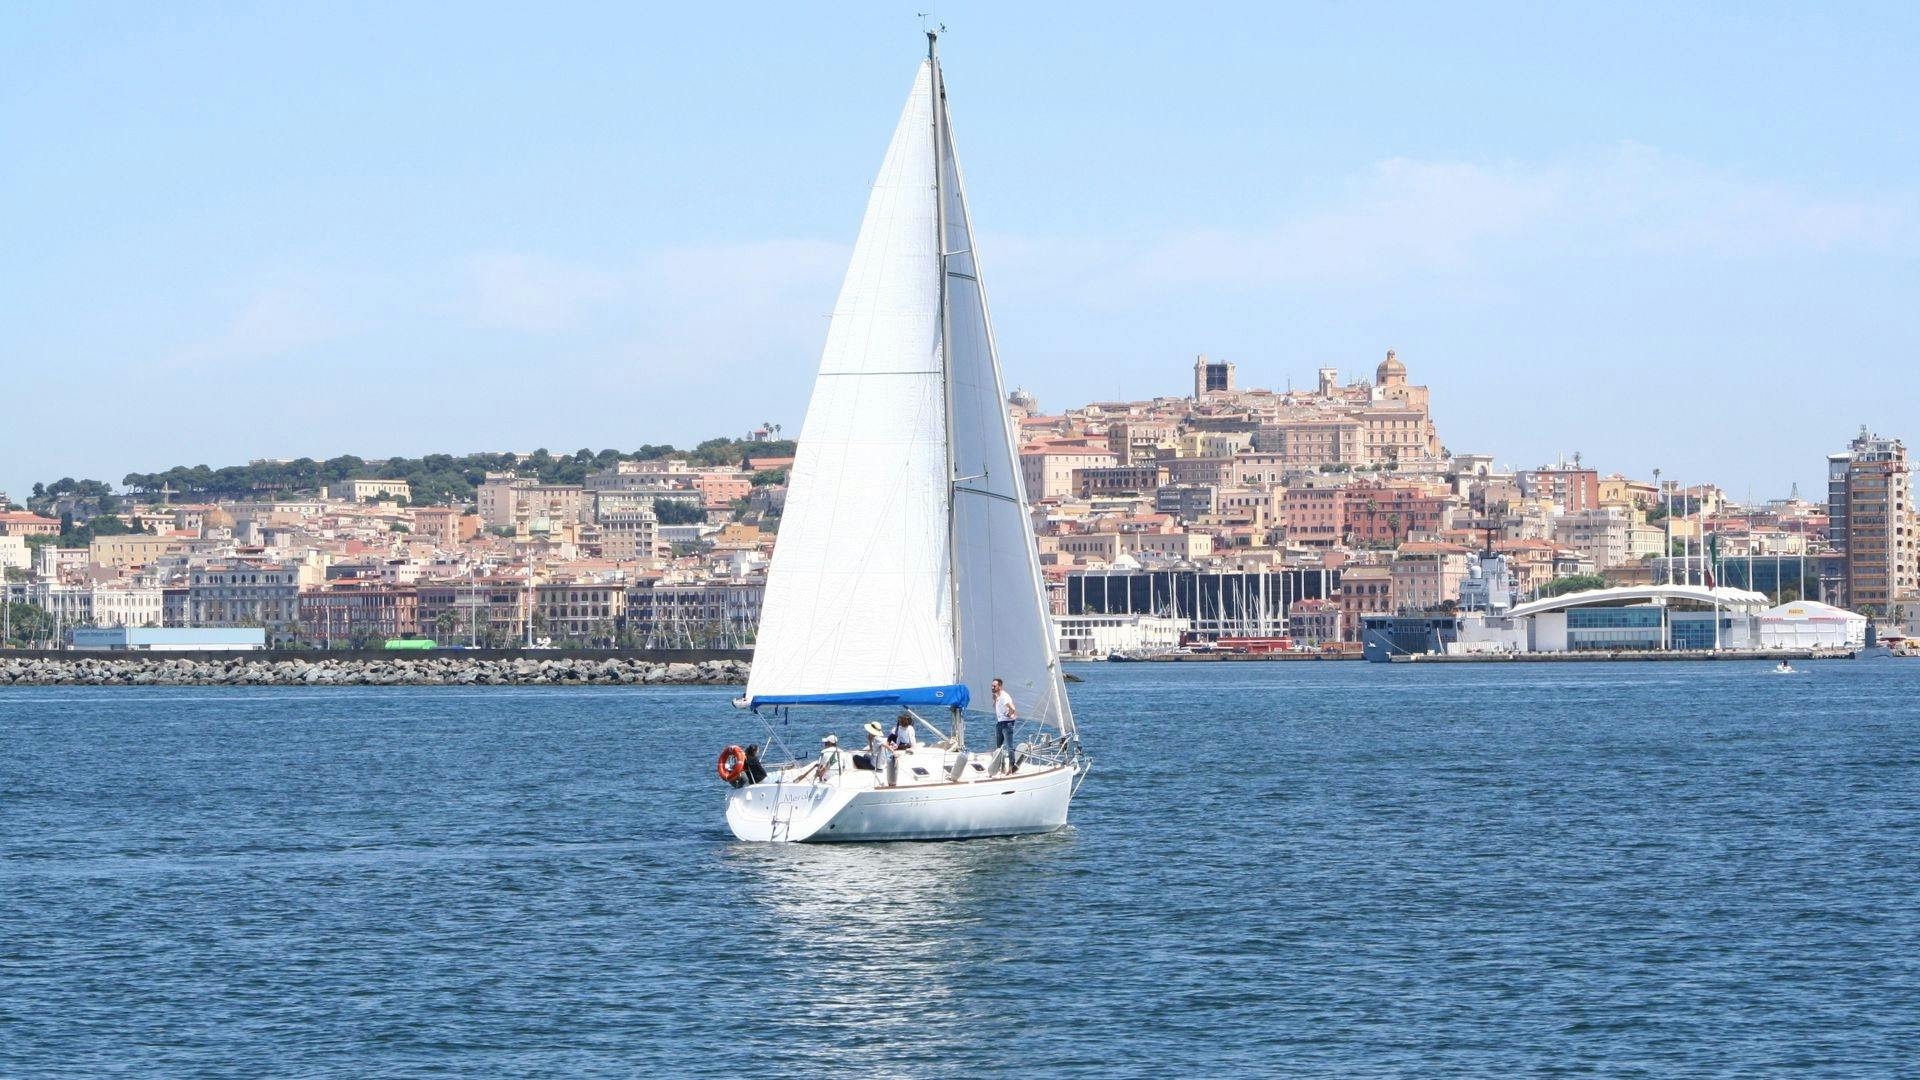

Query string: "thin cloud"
[[984, 143, 1915, 304], [166, 285, 354, 371], [460, 240, 846, 341], [466, 253, 623, 333]]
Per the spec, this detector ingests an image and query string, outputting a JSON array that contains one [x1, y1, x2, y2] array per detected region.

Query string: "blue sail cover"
[[748, 684, 971, 711]]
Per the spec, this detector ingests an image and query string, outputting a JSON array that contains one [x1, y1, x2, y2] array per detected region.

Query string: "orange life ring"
[[717, 745, 747, 783]]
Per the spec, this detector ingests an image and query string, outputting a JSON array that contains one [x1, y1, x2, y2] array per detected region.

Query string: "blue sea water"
[[4, 660, 1919, 1077]]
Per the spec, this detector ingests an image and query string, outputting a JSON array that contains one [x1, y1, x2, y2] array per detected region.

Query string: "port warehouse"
[[1362, 585, 1867, 661], [70, 628, 268, 651], [1064, 567, 1337, 637]]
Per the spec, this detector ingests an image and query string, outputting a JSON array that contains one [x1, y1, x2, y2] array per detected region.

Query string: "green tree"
[[653, 500, 706, 525], [1541, 574, 1608, 597], [3, 601, 55, 646]]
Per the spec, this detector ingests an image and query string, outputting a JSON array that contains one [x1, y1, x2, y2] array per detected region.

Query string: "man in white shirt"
[[991, 677, 1018, 773]]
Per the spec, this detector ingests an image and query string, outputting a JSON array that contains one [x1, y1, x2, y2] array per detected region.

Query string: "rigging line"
[[818, 370, 943, 376], [954, 486, 1019, 504]]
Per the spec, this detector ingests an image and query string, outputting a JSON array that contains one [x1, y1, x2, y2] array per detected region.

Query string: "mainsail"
[[745, 42, 1072, 736]]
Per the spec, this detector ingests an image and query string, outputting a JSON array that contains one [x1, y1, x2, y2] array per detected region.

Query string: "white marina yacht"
[[720, 34, 1087, 843]]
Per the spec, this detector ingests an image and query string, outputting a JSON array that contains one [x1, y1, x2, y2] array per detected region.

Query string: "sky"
[[3, 1, 1916, 504]]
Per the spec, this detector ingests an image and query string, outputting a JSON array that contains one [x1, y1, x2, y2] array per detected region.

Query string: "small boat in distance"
[[719, 33, 1087, 843], [1774, 660, 1799, 675]]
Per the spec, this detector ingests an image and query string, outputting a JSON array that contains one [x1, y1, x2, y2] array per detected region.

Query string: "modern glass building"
[[1565, 606, 1663, 650]]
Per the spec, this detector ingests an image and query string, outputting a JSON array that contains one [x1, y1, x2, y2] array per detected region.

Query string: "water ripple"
[[4, 662, 1919, 1075]]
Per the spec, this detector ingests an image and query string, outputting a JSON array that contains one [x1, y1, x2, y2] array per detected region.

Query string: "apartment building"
[[298, 582, 421, 644], [87, 583, 164, 627], [0, 511, 61, 536], [189, 562, 303, 642], [324, 478, 412, 502], [1284, 482, 1450, 547], [1074, 465, 1167, 499], [1828, 429, 1915, 614], [0, 535, 28, 571], [625, 579, 765, 648], [89, 533, 186, 570], [1285, 598, 1343, 647], [1125, 531, 1214, 561], [1021, 446, 1119, 501], [416, 579, 532, 645], [1335, 565, 1394, 642], [1553, 507, 1639, 570], [1057, 532, 1125, 563], [1154, 486, 1218, 519], [410, 506, 476, 548], [478, 473, 589, 529], [533, 582, 625, 645], [1516, 466, 1601, 514], [600, 508, 663, 562], [1391, 543, 1471, 613], [1163, 456, 1234, 489], [1106, 420, 1179, 465], [693, 473, 752, 511], [1255, 415, 1366, 468]]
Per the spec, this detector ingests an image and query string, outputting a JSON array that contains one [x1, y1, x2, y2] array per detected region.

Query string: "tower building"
[[1828, 427, 1915, 615], [1193, 354, 1235, 399]]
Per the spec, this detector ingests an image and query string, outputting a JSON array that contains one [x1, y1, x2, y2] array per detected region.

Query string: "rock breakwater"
[[0, 655, 749, 687]]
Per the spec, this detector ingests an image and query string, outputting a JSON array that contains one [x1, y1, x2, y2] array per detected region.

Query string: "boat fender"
[[717, 745, 748, 784]]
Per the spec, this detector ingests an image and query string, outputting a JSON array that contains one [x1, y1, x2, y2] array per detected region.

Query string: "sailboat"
[[720, 33, 1087, 843]]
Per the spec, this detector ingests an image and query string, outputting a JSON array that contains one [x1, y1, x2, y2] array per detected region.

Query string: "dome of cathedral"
[[1376, 349, 1406, 383]]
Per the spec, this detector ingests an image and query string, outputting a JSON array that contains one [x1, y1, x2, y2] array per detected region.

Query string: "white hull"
[[727, 757, 1076, 843]]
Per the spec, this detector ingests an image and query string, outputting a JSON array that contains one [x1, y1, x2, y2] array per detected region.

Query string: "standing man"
[[991, 677, 1018, 774]]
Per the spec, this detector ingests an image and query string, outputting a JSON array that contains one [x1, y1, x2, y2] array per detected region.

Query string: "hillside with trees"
[[109, 437, 797, 507]]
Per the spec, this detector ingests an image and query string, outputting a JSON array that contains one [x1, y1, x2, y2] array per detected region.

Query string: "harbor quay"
[[1102, 647, 1854, 663], [1383, 648, 1849, 664]]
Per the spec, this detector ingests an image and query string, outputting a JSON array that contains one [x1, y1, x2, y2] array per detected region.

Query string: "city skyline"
[[6, 3, 1917, 500]]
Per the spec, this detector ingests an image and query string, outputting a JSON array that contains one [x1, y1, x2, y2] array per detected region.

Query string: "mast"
[[930, 31, 965, 731]]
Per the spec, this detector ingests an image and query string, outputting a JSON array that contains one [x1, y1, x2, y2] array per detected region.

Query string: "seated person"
[[803, 733, 844, 782], [853, 722, 884, 771], [886, 712, 916, 751]]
